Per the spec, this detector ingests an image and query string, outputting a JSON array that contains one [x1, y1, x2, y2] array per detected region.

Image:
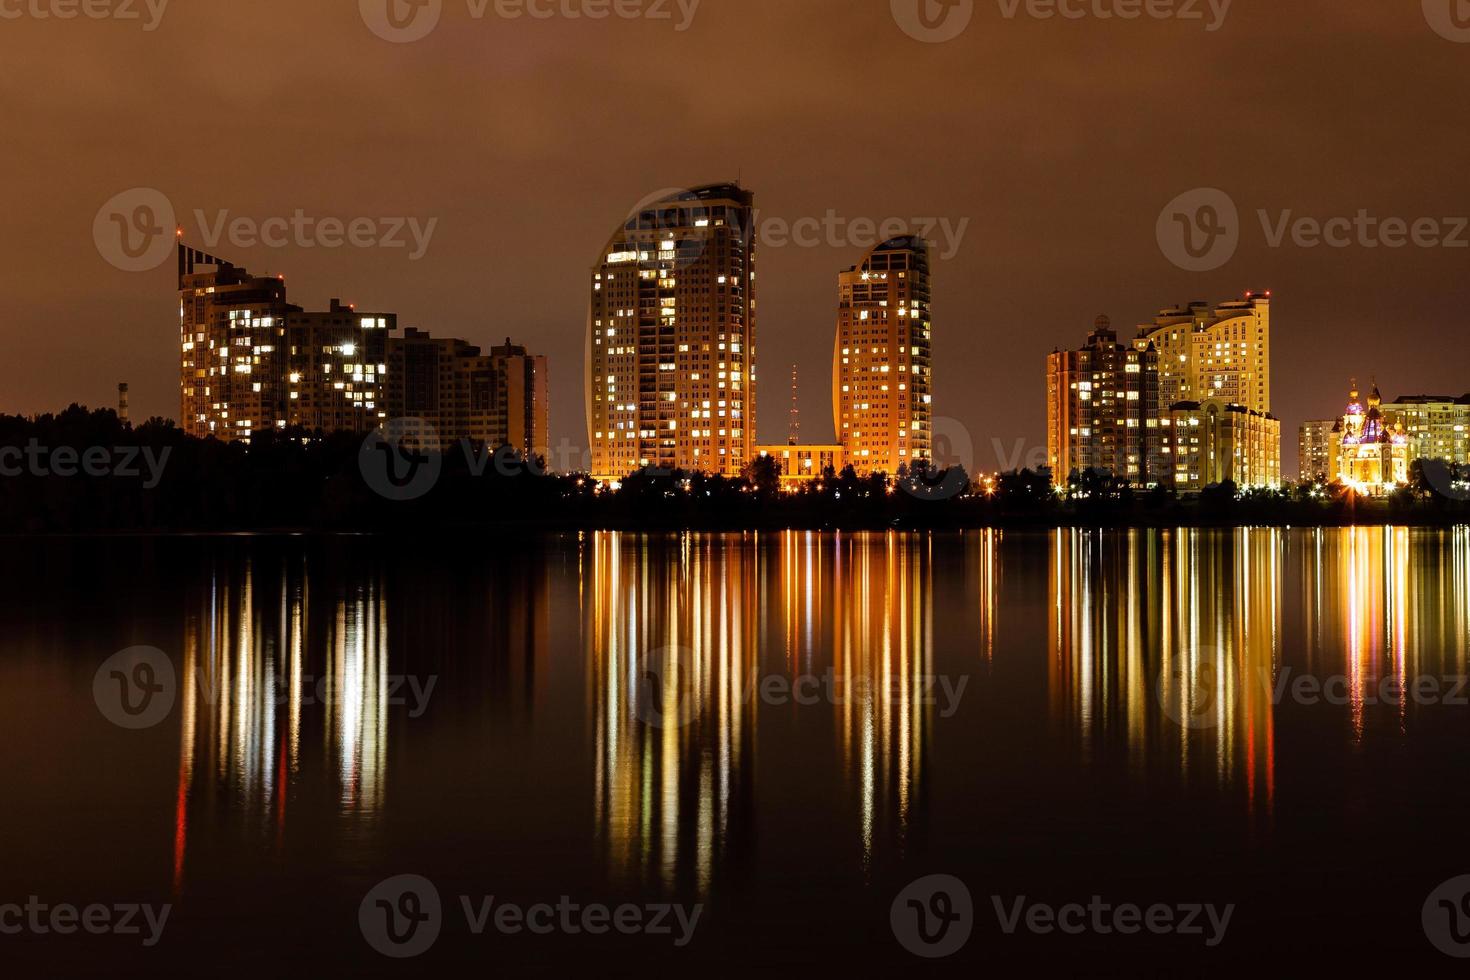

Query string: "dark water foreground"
[[1, 528, 1469, 975]]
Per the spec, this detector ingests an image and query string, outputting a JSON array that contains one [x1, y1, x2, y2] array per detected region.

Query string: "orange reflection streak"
[[586, 532, 758, 896], [1049, 528, 1279, 815]]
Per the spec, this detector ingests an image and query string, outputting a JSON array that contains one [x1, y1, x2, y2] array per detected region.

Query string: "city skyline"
[[6, 3, 1468, 482]]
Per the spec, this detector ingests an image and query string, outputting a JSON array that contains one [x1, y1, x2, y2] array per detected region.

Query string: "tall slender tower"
[[832, 237, 933, 476], [789, 365, 800, 446], [117, 383, 130, 425], [586, 184, 757, 481]]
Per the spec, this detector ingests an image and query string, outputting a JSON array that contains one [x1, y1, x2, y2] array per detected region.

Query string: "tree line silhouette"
[[1, 406, 1466, 532]]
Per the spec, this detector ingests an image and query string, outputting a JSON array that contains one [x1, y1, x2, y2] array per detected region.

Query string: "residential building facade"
[[1162, 399, 1282, 491], [832, 236, 933, 476], [1046, 316, 1161, 485], [586, 184, 757, 481]]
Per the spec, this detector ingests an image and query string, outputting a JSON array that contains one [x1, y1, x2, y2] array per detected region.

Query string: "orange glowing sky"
[[1, 0, 1467, 477]]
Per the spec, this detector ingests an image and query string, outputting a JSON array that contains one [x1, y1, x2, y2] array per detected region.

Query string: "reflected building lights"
[[1049, 529, 1279, 811], [172, 560, 390, 893]]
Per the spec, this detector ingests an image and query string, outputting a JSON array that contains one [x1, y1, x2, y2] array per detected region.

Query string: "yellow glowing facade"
[[586, 185, 757, 481], [1135, 293, 1272, 417], [833, 237, 933, 477], [1383, 394, 1470, 467], [753, 444, 845, 485], [1162, 399, 1282, 490]]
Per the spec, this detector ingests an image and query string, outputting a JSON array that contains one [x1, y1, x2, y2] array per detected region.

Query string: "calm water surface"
[[2, 528, 1469, 974]]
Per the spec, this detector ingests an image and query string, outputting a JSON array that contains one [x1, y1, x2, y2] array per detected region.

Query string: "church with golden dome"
[[1333, 379, 1410, 494]]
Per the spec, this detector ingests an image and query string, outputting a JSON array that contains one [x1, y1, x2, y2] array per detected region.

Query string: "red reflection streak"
[[172, 759, 188, 897]]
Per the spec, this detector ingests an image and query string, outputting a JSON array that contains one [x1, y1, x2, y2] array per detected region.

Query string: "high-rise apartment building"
[[1046, 316, 1161, 485], [832, 237, 933, 477], [285, 300, 395, 435], [485, 339, 550, 463], [1135, 293, 1272, 416], [1162, 400, 1282, 490], [386, 328, 547, 457], [180, 244, 546, 453], [1298, 419, 1337, 482], [586, 184, 757, 481], [1384, 394, 1470, 466], [179, 244, 293, 441]]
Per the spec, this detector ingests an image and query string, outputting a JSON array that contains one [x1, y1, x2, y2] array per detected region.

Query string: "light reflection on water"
[[147, 527, 1470, 900], [172, 558, 389, 893]]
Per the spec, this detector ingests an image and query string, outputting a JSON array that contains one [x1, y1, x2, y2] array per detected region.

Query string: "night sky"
[[3, 0, 1467, 477]]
